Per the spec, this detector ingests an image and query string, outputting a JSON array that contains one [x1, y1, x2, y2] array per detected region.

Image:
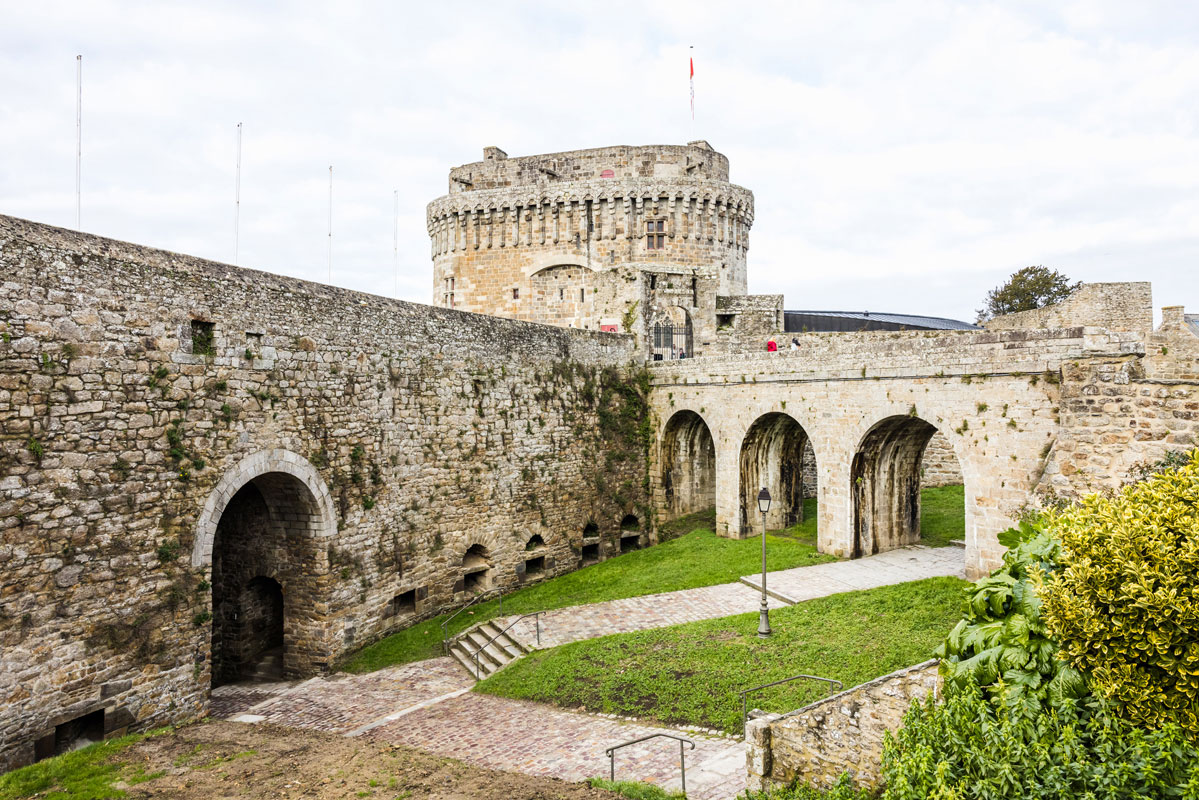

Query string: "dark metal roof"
[[784, 310, 979, 332], [1186, 314, 1199, 337]]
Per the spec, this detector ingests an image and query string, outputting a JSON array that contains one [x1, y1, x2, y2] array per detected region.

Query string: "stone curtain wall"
[[0, 215, 647, 770], [1042, 337, 1199, 496], [745, 660, 941, 792], [984, 282, 1153, 334]]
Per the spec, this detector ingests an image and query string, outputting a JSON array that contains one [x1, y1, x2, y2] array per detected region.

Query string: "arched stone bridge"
[[648, 326, 1142, 579]]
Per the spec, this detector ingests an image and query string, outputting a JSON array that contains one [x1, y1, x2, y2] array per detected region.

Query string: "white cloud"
[[1, 0, 1196, 322]]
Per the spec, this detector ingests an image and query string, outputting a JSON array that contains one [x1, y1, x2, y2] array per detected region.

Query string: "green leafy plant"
[[156, 539, 180, 563], [936, 518, 1085, 730], [880, 681, 1199, 799]]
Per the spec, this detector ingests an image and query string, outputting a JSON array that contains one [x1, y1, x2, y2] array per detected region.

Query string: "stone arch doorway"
[[651, 306, 693, 360], [851, 415, 956, 558], [739, 413, 812, 535], [194, 450, 335, 685], [660, 410, 716, 521]]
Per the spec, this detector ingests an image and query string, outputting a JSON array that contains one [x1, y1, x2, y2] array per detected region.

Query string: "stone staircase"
[[243, 646, 284, 682], [449, 619, 531, 680]]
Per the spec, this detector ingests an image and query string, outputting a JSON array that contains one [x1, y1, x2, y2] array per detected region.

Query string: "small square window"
[[513, 288, 520, 300], [645, 221, 665, 250]]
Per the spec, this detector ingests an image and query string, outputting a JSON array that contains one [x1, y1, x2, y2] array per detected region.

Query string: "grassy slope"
[[476, 576, 968, 735], [341, 510, 833, 672], [0, 731, 163, 800], [343, 485, 964, 673]]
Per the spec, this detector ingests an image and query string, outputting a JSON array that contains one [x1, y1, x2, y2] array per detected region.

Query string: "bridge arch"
[[659, 409, 716, 522], [850, 414, 962, 557], [738, 412, 815, 535]]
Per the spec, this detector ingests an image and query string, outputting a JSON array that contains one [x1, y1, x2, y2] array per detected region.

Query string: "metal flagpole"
[[234, 123, 242, 264], [393, 189, 399, 298], [327, 166, 333, 282], [76, 55, 82, 229]]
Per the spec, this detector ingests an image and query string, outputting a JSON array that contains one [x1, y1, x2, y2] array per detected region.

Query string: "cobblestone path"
[[362, 692, 747, 800], [211, 546, 966, 798], [506, 581, 788, 649], [211, 657, 473, 733]]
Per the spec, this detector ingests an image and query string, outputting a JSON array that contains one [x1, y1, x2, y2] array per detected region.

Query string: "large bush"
[[880, 682, 1199, 799], [1039, 451, 1199, 736]]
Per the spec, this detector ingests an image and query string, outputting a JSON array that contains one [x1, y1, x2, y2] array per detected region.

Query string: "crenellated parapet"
[[426, 178, 754, 258]]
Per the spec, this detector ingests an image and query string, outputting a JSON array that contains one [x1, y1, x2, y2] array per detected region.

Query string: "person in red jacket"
[[766, 339, 778, 352]]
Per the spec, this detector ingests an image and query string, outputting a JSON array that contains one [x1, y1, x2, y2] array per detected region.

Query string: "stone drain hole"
[[34, 709, 104, 762], [524, 534, 546, 578], [619, 514, 642, 553], [462, 544, 491, 592], [581, 521, 601, 566], [386, 589, 416, 618]]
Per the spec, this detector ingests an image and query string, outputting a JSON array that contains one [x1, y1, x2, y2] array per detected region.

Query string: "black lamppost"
[[757, 487, 772, 638]]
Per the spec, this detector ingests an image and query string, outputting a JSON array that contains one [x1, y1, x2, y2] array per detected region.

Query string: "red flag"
[[689, 50, 695, 120]]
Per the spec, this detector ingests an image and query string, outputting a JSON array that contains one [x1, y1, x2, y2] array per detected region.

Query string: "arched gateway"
[[192, 450, 336, 684]]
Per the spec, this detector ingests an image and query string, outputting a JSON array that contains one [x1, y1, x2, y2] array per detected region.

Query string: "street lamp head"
[[758, 487, 772, 514]]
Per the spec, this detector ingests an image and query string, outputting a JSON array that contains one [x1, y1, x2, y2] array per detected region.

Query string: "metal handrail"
[[738, 674, 844, 732], [604, 733, 695, 795], [468, 611, 544, 679], [441, 587, 503, 655]]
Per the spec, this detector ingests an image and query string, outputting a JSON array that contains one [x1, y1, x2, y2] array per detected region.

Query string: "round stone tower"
[[426, 141, 754, 340]]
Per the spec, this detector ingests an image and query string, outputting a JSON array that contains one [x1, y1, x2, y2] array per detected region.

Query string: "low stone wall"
[[746, 660, 941, 792]]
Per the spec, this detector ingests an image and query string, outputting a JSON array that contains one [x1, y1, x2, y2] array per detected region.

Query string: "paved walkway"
[[362, 693, 745, 800], [211, 545, 966, 799], [740, 545, 966, 604], [506, 582, 787, 649]]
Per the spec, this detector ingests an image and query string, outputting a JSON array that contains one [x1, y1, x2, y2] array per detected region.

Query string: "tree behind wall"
[[977, 265, 1080, 322]]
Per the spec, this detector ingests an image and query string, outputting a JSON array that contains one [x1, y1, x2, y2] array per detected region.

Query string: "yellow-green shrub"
[[1040, 450, 1199, 736]]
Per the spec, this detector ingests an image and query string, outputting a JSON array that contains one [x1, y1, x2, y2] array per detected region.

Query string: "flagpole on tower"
[[327, 165, 333, 282], [75, 54, 82, 230], [393, 189, 399, 298], [689, 46, 695, 124], [234, 122, 242, 265]]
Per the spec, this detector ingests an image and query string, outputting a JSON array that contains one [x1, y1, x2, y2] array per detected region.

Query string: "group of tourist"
[[766, 338, 800, 352]]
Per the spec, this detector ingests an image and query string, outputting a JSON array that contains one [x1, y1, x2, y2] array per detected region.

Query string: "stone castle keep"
[[3, 142, 1199, 771]]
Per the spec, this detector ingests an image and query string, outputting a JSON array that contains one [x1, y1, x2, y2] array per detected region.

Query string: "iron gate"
[[652, 323, 693, 360]]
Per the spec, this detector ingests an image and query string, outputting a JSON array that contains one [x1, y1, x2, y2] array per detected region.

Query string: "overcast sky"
[[3, 1, 1197, 322]]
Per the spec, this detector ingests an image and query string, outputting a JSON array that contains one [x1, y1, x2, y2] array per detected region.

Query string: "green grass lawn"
[[340, 509, 834, 673], [919, 483, 965, 547], [342, 485, 964, 673], [475, 576, 967, 735]]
